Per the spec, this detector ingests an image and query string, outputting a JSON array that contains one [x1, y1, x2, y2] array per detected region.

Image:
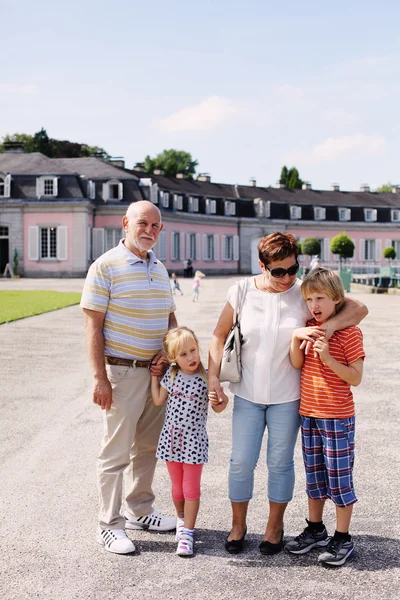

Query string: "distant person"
[[192, 270, 205, 302], [286, 267, 365, 567], [171, 272, 184, 296], [310, 255, 321, 270], [151, 327, 228, 556], [187, 258, 194, 278], [183, 259, 189, 278], [81, 201, 177, 555]]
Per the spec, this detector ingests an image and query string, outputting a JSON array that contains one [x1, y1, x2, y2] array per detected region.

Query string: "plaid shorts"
[[301, 416, 357, 507]]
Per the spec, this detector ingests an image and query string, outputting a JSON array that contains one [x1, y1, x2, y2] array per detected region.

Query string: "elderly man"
[[81, 201, 177, 554]]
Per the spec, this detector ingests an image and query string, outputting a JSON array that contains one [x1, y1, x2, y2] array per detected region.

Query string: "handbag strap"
[[233, 278, 249, 324]]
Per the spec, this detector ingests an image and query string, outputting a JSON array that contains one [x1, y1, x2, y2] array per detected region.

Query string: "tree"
[[143, 149, 198, 179], [278, 165, 303, 189], [0, 129, 109, 159], [302, 237, 321, 259], [376, 183, 394, 193], [383, 246, 396, 263], [330, 233, 354, 270]]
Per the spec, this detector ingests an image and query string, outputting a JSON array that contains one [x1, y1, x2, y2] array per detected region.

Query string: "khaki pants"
[[97, 364, 166, 530]]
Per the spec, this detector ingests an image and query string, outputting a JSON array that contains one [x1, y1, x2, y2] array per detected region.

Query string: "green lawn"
[[0, 291, 82, 324]]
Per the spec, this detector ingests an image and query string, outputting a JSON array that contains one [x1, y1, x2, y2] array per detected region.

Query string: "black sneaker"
[[285, 520, 329, 555], [318, 538, 354, 567]]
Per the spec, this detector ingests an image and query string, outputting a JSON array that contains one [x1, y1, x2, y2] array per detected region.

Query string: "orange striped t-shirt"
[[300, 319, 365, 418]]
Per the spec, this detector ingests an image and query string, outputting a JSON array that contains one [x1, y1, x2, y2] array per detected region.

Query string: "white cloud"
[[0, 84, 37, 94], [285, 134, 386, 165], [157, 96, 241, 133]]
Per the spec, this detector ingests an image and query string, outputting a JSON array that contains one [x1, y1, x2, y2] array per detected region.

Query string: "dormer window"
[[205, 199, 217, 214], [224, 201, 236, 216], [314, 206, 326, 221], [188, 196, 199, 212], [36, 176, 58, 198], [391, 209, 400, 222], [173, 194, 183, 210], [161, 191, 169, 208], [364, 208, 377, 222], [339, 207, 351, 221], [290, 205, 302, 219], [150, 183, 159, 204], [102, 180, 123, 201]]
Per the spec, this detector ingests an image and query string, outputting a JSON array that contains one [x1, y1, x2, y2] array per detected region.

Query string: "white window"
[[36, 176, 58, 198], [102, 180, 123, 201], [224, 201, 236, 216], [391, 209, 400, 222], [150, 183, 159, 204], [364, 208, 377, 222], [173, 194, 183, 210], [203, 234, 215, 260], [105, 228, 123, 251], [205, 199, 217, 214], [365, 239, 376, 260], [27, 225, 68, 261], [339, 207, 351, 221], [154, 230, 166, 260], [188, 196, 199, 212], [314, 207, 326, 221], [171, 232, 180, 260], [88, 180, 96, 199], [290, 205, 302, 219], [186, 232, 197, 260], [222, 235, 234, 260], [392, 240, 400, 257], [161, 192, 169, 208]]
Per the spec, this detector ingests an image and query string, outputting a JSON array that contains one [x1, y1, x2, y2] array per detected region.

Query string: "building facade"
[[0, 147, 399, 277]]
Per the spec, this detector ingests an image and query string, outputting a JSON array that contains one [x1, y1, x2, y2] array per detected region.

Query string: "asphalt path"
[[1, 276, 399, 600]]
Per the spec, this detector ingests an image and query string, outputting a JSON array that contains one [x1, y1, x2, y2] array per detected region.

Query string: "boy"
[[171, 272, 184, 296], [286, 267, 365, 567]]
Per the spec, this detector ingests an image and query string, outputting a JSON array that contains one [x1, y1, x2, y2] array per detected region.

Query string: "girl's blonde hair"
[[195, 270, 206, 278], [301, 267, 345, 312], [163, 326, 207, 383]]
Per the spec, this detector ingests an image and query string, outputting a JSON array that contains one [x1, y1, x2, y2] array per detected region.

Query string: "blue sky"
[[1, 0, 400, 190]]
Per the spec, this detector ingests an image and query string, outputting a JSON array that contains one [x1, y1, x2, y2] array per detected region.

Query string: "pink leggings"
[[166, 461, 203, 501]]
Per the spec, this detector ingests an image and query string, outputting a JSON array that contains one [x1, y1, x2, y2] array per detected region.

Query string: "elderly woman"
[[208, 232, 367, 555]]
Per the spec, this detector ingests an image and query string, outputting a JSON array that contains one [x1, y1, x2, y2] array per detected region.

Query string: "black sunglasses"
[[265, 262, 299, 278]]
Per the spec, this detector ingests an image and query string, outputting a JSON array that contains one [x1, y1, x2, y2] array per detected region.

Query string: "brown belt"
[[105, 356, 153, 368]]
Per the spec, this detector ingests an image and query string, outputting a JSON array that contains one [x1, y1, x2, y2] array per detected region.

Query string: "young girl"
[[192, 270, 205, 302], [151, 326, 228, 556]]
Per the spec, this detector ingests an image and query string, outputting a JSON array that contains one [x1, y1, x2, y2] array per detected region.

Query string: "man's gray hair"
[[125, 201, 162, 222]]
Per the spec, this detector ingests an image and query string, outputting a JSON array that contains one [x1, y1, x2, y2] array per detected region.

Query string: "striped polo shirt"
[[300, 319, 365, 419], [80, 240, 176, 360]]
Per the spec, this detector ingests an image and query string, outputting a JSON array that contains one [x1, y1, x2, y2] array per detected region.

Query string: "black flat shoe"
[[225, 527, 247, 554], [259, 531, 284, 555]]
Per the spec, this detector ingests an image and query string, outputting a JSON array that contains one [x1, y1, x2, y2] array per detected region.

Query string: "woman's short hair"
[[301, 267, 345, 311], [258, 232, 299, 266]]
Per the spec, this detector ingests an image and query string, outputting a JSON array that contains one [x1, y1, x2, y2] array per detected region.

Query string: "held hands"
[[150, 350, 169, 377], [208, 389, 229, 412]]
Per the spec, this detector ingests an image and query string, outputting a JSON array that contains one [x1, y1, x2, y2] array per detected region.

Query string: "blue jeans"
[[229, 396, 301, 503]]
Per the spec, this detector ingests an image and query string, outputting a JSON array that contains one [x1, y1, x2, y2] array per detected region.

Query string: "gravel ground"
[[0, 276, 399, 600]]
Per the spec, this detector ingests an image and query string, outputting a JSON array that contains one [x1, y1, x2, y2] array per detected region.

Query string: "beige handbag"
[[219, 278, 248, 383]]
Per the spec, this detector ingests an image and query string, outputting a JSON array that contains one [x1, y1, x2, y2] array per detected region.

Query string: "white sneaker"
[[97, 528, 135, 554], [175, 518, 185, 542], [125, 509, 177, 532], [176, 532, 194, 556]]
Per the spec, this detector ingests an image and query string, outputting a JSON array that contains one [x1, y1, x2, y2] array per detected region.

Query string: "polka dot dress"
[[156, 367, 209, 464]]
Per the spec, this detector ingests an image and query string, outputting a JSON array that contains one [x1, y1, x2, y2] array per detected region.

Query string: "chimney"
[[360, 183, 370, 192], [3, 142, 24, 153], [133, 164, 145, 172], [249, 178, 257, 187], [196, 173, 211, 183], [391, 186, 400, 194], [153, 169, 165, 175], [302, 182, 312, 190], [92, 150, 105, 159], [109, 158, 125, 169], [276, 181, 285, 189], [176, 173, 188, 179], [330, 183, 340, 192]]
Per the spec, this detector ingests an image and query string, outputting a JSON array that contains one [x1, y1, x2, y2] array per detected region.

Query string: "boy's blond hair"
[[163, 326, 207, 383], [301, 267, 345, 312]]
